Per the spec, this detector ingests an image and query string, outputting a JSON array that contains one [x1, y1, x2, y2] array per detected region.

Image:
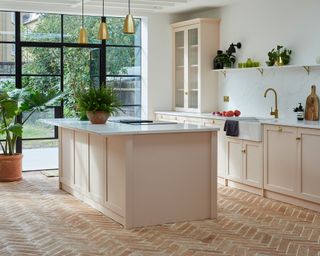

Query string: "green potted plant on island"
[[76, 85, 122, 124], [0, 85, 62, 182]]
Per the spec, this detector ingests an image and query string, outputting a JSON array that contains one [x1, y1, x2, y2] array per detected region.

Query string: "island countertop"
[[41, 118, 220, 136]]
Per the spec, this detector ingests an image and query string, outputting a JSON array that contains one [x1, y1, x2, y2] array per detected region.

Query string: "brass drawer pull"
[[296, 137, 301, 141]]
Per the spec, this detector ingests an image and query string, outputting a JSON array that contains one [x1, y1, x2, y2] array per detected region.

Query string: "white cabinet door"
[[298, 128, 320, 202], [243, 141, 263, 188], [264, 125, 298, 195], [226, 137, 243, 183]]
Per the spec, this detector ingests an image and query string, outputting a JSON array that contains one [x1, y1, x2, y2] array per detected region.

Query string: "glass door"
[[174, 29, 185, 109], [187, 27, 199, 109]]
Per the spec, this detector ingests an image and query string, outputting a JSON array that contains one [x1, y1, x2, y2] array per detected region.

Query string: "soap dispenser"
[[293, 103, 304, 121]]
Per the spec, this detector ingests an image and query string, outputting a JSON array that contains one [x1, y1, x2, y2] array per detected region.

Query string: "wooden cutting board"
[[305, 85, 319, 121]]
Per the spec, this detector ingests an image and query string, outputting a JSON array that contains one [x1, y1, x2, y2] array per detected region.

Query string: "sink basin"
[[238, 120, 262, 141], [226, 117, 276, 141]]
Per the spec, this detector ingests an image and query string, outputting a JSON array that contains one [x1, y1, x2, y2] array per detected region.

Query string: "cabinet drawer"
[[156, 114, 182, 123], [201, 118, 225, 127], [183, 117, 202, 125]]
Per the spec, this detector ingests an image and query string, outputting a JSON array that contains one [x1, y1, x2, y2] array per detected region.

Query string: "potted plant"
[[266, 45, 292, 66], [0, 85, 62, 182], [76, 86, 122, 124]]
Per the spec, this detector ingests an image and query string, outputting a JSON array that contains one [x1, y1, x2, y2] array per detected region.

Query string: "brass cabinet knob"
[[185, 92, 188, 95], [242, 149, 246, 153], [278, 127, 283, 132], [296, 137, 301, 141]]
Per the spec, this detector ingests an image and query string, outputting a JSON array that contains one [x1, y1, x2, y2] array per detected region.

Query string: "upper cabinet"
[[172, 19, 220, 112]]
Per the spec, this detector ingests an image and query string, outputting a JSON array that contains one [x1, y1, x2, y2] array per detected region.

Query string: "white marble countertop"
[[41, 118, 219, 136], [260, 119, 320, 129], [155, 111, 320, 129]]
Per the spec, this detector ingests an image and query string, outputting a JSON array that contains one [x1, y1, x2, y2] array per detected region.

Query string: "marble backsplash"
[[218, 67, 320, 120]]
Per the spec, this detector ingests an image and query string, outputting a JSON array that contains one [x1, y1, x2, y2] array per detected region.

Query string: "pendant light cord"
[[82, 0, 84, 27], [102, 0, 105, 17], [128, 0, 131, 14]]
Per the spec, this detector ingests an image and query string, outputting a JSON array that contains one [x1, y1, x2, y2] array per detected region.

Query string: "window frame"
[[0, 11, 142, 153]]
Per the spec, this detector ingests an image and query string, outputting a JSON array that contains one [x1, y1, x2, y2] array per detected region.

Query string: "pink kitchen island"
[[43, 119, 219, 229]]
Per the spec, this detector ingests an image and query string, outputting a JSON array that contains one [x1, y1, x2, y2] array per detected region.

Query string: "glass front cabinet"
[[172, 19, 220, 112]]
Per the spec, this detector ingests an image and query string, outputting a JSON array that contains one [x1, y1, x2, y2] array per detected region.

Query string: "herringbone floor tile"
[[1, 173, 320, 256]]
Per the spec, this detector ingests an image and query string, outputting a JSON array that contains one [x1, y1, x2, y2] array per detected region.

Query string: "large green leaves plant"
[[0, 85, 62, 155]]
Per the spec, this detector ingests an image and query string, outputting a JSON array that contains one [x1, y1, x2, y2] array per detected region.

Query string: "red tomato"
[[227, 111, 234, 117], [234, 110, 241, 117]]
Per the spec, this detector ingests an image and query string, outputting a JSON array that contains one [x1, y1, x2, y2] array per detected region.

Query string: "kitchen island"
[[43, 119, 219, 229]]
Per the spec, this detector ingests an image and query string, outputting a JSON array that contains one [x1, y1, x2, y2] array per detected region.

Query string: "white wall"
[[179, 0, 320, 119]]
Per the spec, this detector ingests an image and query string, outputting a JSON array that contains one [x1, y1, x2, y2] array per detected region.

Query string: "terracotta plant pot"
[[0, 154, 23, 182], [86, 111, 110, 124]]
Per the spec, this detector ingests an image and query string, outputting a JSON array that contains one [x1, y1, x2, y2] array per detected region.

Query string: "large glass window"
[[0, 11, 143, 163]]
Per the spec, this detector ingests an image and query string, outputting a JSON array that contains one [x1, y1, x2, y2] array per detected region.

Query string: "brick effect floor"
[[0, 172, 320, 256]]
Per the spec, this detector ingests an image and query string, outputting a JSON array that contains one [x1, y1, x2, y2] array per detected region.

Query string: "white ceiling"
[[0, 0, 240, 16]]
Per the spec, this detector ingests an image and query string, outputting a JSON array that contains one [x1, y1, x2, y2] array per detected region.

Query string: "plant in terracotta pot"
[[0, 85, 62, 182], [76, 86, 122, 124]]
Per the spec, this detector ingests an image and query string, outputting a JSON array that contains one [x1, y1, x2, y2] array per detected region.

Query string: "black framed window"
[[0, 10, 143, 153]]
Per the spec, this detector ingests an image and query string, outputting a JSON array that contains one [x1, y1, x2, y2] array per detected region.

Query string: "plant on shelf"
[[0, 84, 62, 182], [76, 85, 122, 124], [266, 45, 292, 66]]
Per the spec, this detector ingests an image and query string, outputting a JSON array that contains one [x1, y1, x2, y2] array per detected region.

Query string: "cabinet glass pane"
[[188, 28, 198, 109], [175, 31, 184, 108]]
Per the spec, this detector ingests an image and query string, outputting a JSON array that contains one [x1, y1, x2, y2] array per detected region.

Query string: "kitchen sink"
[[227, 117, 276, 142]]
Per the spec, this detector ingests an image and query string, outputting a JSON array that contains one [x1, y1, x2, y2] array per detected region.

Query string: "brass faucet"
[[264, 88, 279, 118]]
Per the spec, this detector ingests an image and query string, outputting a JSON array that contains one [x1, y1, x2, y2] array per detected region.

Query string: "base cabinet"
[[263, 125, 297, 195], [264, 125, 320, 206], [226, 138, 263, 188], [298, 128, 320, 202]]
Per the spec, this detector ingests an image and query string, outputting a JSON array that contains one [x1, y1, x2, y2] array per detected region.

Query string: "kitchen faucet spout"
[[264, 88, 279, 118]]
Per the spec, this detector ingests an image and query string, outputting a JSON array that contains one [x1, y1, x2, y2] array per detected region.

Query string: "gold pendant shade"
[[123, 0, 135, 34], [79, 0, 88, 44], [79, 27, 88, 44], [124, 13, 135, 34], [98, 0, 110, 40], [98, 21, 109, 40]]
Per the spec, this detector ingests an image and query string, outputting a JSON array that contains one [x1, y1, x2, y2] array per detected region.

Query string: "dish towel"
[[224, 120, 239, 137]]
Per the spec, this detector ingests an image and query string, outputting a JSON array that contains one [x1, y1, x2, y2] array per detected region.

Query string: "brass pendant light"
[[98, 0, 109, 40], [123, 0, 135, 34], [79, 0, 88, 44]]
